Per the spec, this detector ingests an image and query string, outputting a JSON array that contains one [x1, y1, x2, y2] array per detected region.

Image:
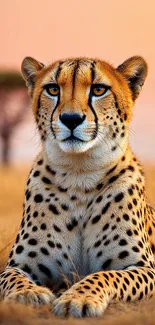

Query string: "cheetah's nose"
[[59, 113, 86, 131]]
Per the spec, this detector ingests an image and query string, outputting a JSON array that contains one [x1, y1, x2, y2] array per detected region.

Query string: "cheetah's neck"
[[40, 142, 135, 191]]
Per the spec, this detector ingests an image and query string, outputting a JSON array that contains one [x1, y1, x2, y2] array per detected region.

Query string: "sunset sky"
[[0, 0, 155, 161]]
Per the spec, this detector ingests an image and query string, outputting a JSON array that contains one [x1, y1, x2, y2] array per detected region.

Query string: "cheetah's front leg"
[[53, 267, 155, 317], [0, 267, 55, 306]]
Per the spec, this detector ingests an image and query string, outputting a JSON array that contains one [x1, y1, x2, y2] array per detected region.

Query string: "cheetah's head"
[[21, 56, 147, 159]]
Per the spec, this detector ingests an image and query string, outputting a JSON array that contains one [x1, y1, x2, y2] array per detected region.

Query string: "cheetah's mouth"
[[57, 132, 96, 154], [53, 124, 98, 153], [63, 135, 85, 143]]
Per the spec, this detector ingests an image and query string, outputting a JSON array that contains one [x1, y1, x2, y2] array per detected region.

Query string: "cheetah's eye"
[[44, 84, 60, 96], [91, 84, 110, 97]]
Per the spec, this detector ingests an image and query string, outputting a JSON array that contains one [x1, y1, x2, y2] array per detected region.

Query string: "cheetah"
[[0, 56, 155, 318]]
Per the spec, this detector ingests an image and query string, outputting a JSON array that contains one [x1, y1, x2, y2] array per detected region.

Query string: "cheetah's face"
[[21, 56, 147, 155]]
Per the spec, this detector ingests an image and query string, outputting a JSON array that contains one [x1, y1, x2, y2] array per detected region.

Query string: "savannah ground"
[[0, 164, 155, 324]]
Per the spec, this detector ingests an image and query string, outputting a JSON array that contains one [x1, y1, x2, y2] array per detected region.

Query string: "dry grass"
[[0, 165, 30, 270], [0, 164, 155, 324], [0, 298, 155, 325]]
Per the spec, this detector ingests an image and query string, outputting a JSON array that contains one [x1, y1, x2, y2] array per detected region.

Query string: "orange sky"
[[0, 0, 155, 161]]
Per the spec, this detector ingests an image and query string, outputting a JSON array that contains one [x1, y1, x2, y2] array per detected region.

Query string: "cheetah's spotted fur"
[[0, 56, 155, 317]]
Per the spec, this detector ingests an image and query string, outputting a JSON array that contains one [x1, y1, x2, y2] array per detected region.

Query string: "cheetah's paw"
[[53, 286, 109, 317], [5, 286, 55, 306]]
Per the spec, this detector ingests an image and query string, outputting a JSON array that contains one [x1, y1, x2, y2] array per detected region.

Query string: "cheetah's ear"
[[21, 57, 44, 91], [117, 56, 148, 100]]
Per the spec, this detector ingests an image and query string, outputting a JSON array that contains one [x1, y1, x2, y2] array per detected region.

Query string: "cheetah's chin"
[[58, 139, 95, 154]]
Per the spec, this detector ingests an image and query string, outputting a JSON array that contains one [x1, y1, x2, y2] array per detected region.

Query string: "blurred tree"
[[0, 71, 30, 165]]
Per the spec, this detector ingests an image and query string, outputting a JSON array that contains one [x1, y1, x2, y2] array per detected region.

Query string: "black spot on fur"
[[42, 177, 52, 184], [66, 218, 78, 231], [114, 192, 124, 202], [102, 202, 111, 214], [92, 215, 101, 224], [16, 246, 24, 254], [119, 251, 129, 259], [38, 264, 52, 278], [49, 204, 60, 215], [28, 239, 37, 245], [53, 224, 61, 232], [96, 183, 103, 190], [34, 194, 43, 203]]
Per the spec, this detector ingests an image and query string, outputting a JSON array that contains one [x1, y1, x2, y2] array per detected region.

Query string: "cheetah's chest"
[[41, 192, 110, 282]]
